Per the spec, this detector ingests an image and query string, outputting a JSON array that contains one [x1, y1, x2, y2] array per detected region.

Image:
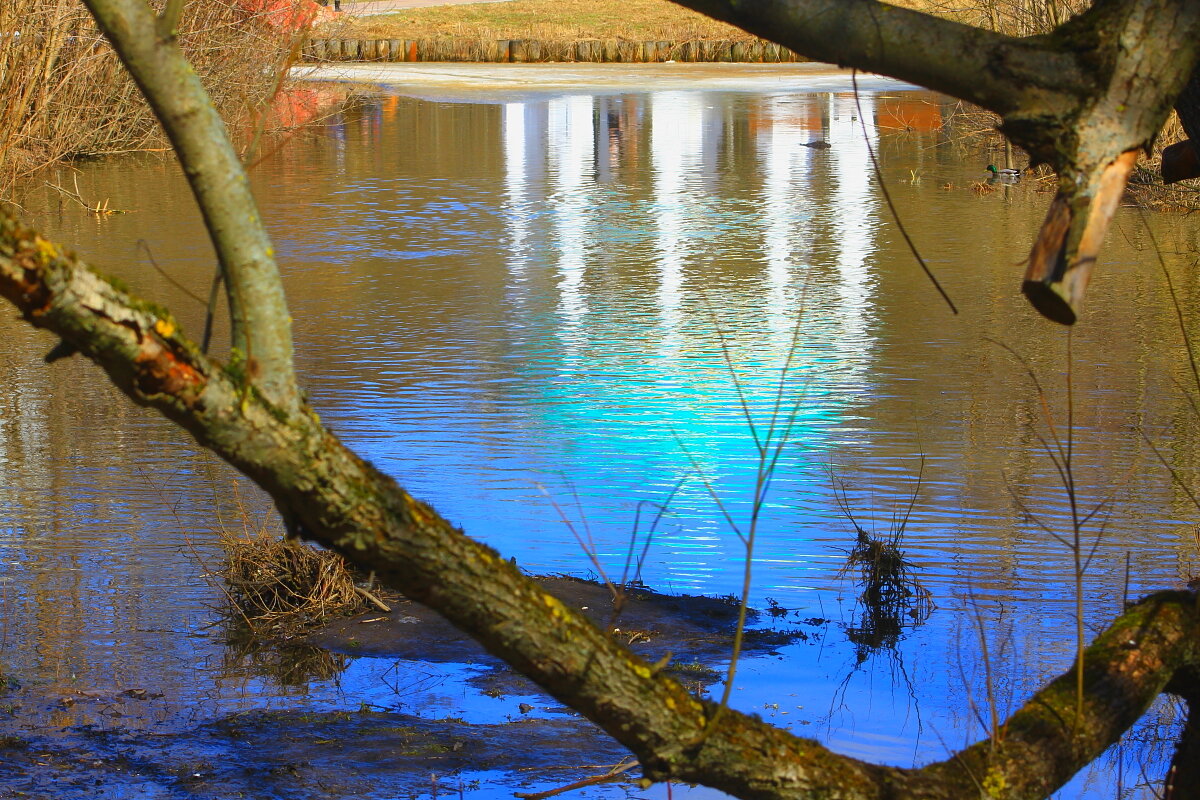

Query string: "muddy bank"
[[305, 575, 826, 694], [0, 577, 827, 798], [0, 708, 629, 799], [308, 575, 824, 661]]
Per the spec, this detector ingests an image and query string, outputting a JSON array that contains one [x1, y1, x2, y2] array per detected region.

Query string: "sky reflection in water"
[[2, 76, 1198, 797]]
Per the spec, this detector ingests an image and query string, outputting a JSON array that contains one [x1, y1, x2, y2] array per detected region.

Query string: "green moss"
[[220, 349, 291, 424], [93, 269, 132, 295]]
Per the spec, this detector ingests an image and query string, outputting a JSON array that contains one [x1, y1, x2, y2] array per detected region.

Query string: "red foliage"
[[235, 0, 326, 31]]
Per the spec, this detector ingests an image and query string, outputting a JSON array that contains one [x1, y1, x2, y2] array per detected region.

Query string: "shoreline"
[[293, 62, 918, 100], [304, 36, 802, 63]]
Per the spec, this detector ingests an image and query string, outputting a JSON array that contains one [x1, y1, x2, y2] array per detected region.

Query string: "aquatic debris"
[[215, 525, 371, 636], [831, 464, 935, 660]]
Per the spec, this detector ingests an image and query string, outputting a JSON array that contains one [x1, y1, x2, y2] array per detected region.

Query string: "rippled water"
[[3, 69, 1200, 796]]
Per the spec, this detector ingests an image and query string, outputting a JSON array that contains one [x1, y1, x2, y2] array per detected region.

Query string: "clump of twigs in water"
[[217, 525, 371, 636], [832, 464, 934, 661], [840, 526, 929, 612]]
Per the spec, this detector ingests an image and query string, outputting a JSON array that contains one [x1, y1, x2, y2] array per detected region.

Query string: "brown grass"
[[202, 486, 369, 636], [324, 0, 756, 42], [330, 0, 1093, 43], [885, 0, 1091, 35], [217, 524, 368, 635], [0, 0, 304, 197]]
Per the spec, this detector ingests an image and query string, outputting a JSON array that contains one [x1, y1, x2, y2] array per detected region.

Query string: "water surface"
[[3, 68, 1200, 797]]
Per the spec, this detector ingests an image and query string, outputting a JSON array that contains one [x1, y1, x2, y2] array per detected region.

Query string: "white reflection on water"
[[492, 91, 887, 594], [757, 94, 815, 339], [548, 95, 594, 338], [828, 92, 878, 362], [503, 102, 530, 280], [651, 91, 704, 349]]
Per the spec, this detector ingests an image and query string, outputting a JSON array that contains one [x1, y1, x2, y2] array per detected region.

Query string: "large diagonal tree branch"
[[11, 1, 1195, 797], [80, 0, 299, 410], [669, 0, 1200, 324], [3, 216, 1200, 798]]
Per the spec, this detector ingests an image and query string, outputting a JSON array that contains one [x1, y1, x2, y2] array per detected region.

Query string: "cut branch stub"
[[1022, 150, 1138, 325], [1011, 0, 1200, 324]]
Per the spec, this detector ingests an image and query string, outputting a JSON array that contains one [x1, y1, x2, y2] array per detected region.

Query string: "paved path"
[[334, 0, 515, 15]]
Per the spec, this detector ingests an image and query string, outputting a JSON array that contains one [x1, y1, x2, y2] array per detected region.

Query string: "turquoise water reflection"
[[2, 74, 1198, 797]]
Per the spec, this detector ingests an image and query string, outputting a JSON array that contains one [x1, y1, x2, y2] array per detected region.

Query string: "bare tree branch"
[[80, 0, 300, 409]]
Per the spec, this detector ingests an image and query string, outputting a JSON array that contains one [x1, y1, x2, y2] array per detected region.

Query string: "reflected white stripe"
[[757, 96, 814, 338], [652, 93, 705, 348], [503, 102, 529, 279], [828, 92, 877, 356], [548, 95, 594, 327]]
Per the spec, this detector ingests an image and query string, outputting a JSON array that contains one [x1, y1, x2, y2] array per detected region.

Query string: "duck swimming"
[[986, 164, 1022, 179]]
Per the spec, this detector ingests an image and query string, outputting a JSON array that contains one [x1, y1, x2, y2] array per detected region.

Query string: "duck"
[[986, 164, 1022, 179]]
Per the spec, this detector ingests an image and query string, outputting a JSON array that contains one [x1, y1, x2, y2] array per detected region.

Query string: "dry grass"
[[885, 0, 1092, 35], [325, 0, 756, 42], [201, 487, 369, 636], [1126, 112, 1200, 211], [0, 0, 304, 197], [332, 0, 1093, 43], [217, 525, 368, 635]]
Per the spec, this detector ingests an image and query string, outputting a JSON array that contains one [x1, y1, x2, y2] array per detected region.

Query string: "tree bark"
[[3, 214, 1200, 799], [79, 0, 300, 410]]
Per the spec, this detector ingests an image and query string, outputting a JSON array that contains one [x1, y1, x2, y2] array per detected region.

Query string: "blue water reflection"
[[2, 75, 1195, 798]]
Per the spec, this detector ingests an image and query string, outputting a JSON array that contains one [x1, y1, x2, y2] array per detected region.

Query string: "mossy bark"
[[79, 0, 299, 411]]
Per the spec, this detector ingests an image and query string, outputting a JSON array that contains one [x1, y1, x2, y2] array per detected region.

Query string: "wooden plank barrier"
[[301, 38, 806, 64]]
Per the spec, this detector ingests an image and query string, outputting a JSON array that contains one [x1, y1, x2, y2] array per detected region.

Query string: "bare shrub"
[[0, 0, 305, 196]]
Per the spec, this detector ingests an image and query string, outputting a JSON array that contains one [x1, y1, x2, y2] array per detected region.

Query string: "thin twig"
[[852, 70, 957, 315], [513, 760, 638, 800]]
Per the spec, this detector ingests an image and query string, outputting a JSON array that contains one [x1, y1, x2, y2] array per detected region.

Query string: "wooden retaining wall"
[[302, 38, 806, 63]]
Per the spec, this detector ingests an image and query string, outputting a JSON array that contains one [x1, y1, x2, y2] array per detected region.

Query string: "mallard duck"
[[986, 164, 1022, 179]]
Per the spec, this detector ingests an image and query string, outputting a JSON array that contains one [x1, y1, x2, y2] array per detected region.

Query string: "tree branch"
[[669, 0, 1200, 323], [4, 212, 1200, 799], [81, 0, 300, 410], [667, 0, 1089, 117]]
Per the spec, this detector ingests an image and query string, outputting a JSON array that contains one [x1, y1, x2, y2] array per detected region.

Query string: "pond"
[[2, 63, 1199, 798]]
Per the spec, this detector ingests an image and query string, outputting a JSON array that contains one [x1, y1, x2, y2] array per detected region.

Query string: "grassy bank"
[[324, 0, 1094, 43], [0, 0, 299, 197], [322, 0, 756, 43]]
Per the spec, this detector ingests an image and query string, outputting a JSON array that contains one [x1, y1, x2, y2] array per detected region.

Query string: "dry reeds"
[[217, 523, 368, 635], [832, 466, 934, 659], [198, 485, 373, 636], [887, 0, 1091, 36], [0, 0, 305, 197], [838, 525, 931, 613], [325, 0, 757, 44]]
